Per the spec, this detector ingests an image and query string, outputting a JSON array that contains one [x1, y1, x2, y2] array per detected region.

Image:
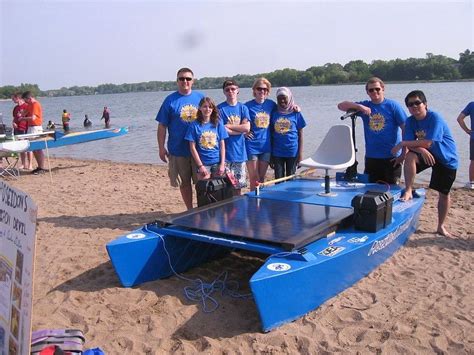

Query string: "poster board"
[[0, 181, 37, 355]]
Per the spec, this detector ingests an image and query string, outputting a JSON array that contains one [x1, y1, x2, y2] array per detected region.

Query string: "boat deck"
[[154, 178, 403, 252]]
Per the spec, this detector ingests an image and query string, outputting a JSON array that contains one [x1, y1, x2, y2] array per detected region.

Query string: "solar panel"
[[156, 196, 353, 251]]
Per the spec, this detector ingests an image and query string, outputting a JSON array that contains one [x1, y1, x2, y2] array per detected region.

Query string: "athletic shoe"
[[465, 182, 474, 190], [32, 167, 46, 175]]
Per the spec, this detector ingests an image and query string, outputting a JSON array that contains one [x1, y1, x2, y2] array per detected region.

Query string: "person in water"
[[62, 109, 71, 131], [101, 107, 110, 128], [46, 120, 56, 130], [84, 114, 92, 127]]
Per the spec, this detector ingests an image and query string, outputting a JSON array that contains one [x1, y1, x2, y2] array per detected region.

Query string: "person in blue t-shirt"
[[456, 101, 474, 189], [156, 67, 205, 210], [391, 90, 458, 237], [270, 87, 306, 179], [245, 77, 276, 190], [185, 97, 228, 180], [218, 79, 250, 195], [338, 77, 407, 184]]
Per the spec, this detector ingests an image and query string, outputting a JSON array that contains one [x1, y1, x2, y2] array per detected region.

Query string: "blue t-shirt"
[[217, 101, 250, 162], [356, 98, 407, 159], [271, 111, 307, 157], [405, 110, 458, 170], [244, 99, 276, 155], [185, 120, 228, 166], [155, 90, 205, 157], [461, 101, 474, 139]]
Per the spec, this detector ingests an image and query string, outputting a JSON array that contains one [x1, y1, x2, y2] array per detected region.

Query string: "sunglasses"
[[407, 100, 423, 108], [178, 77, 193, 82], [256, 87, 268, 92], [225, 87, 238, 92], [368, 87, 382, 93]]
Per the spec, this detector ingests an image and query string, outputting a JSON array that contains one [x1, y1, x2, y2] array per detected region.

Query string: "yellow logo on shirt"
[[227, 115, 241, 125], [369, 113, 385, 132], [200, 130, 217, 149], [255, 112, 270, 129], [274, 117, 291, 134], [415, 130, 426, 140], [180, 105, 198, 123]]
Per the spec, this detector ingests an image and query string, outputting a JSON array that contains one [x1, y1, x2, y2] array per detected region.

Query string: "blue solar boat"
[[106, 177, 424, 332], [15, 126, 128, 151]]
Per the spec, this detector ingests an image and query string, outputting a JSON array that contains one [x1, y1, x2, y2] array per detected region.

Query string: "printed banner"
[[0, 181, 37, 355]]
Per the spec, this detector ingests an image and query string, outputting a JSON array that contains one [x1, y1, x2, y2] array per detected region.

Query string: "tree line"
[[1, 50, 472, 99]]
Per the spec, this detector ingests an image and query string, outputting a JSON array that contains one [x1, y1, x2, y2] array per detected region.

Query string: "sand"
[[6, 158, 474, 354]]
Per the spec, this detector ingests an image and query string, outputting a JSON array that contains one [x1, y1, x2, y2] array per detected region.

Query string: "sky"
[[1, 0, 472, 90]]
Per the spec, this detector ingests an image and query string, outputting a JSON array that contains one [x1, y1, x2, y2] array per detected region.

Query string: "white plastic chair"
[[0, 140, 30, 178], [300, 124, 355, 196]]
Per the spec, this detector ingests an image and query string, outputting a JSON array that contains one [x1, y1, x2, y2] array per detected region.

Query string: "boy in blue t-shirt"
[[456, 101, 474, 189], [391, 90, 458, 237], [218, 79, 250, 195]]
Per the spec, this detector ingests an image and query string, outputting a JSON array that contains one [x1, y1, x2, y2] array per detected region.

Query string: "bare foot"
[[437, 225, 452, 237], [400, 190, 413, 202]]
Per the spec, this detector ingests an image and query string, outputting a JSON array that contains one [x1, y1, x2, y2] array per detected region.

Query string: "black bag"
[[196, 178, 233, 207]]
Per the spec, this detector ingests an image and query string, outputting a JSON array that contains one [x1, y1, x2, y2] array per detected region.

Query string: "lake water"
[[1, 82, 472, 186]]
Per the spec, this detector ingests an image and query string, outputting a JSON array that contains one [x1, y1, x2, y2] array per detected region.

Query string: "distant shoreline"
[[1, 79, 472, 101]]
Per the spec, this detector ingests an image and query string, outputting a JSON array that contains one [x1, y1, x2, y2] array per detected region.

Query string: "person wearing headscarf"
[[270, 87, 307, 179]]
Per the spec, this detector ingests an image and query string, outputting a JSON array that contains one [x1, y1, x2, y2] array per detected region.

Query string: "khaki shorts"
[[168, 155, 197, 187]]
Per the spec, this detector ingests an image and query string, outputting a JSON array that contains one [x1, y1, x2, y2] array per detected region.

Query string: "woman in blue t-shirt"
[[185, 97, 228, 180], [270, 87, 307, 179]]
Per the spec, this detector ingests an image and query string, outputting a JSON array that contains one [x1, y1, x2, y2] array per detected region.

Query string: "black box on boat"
[[196, 178, 233, 207], [351, 191, 393, 232]]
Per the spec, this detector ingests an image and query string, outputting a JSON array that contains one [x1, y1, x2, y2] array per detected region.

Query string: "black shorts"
[[364, 157, 402, 184], [416, 153, 457, 195], [470, 139, 474, 160]]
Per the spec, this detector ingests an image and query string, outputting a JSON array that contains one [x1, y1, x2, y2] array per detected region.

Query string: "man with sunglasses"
[[156, 67, 204, 210], [391, 90, 458, 237], [337, 77, 407, 184]]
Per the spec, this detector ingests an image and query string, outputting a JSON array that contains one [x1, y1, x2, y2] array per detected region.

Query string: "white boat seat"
[[300, 124, 355, 196]]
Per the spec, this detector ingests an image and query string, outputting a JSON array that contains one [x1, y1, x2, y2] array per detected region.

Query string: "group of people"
[[157, 68, 473, 238], [11, 91, 47, 174], [46, 107, 110, 131], [10, 92, 113, 174], [156, 68, 306, 210]]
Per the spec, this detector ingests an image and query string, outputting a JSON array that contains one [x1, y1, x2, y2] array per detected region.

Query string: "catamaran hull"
[[250, 196, 423, 331], [106, 180, 424, 331]]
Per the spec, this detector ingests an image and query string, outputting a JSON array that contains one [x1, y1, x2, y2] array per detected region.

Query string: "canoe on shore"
[[14, 127, 128, 151]]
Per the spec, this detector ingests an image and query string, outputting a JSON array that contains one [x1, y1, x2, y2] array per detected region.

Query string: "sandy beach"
[[6, 157, 473, 354]]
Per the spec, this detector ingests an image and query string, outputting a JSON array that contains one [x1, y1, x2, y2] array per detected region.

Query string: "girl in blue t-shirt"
[[185, 97, 228, 180], [270, 87, 307, 179]]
